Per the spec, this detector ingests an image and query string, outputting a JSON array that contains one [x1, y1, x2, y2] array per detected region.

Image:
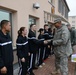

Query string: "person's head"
[[44, 24, 49, 31], [0, 20, 11, 32], [30, 24, 36, 31], [53, 18, 62, 28], [38, 28, 44, 34], [18, 27, 27, 36], [48, 28, 52, 33], [66, 24, 71, 30]]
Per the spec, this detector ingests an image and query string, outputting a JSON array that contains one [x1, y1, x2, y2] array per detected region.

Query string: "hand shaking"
[[43, 39, 53, 45], [44, 40, 48, 44]]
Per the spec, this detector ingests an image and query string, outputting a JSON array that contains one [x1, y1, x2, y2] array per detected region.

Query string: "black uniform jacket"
[[28, 30, 44, 53], [0, 30, 13, 69], [16, 35, 29, 59]]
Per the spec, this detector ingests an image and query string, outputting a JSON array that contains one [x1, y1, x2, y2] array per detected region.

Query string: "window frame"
[[72, 21, 75, 23], [0, 9, 13, 38], [29, 17, 36, 26]]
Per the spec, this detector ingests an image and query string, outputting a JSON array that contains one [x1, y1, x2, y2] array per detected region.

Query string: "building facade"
[[69, 16, 76, 29], [54, 0, 70, 24], [0, 0, 69, 64]]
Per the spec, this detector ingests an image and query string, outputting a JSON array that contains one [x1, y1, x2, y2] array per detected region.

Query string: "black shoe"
[[29, 72, 35, 75], [33, 66, 38, 69]]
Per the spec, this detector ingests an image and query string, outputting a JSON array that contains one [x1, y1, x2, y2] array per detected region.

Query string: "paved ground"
[[14, 55, 75, 75]]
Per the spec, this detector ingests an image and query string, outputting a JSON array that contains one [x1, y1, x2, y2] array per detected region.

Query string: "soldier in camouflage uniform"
[[66, 24, 76, 53], [51, 18, 72, 75], [66, 24, 76, 46]]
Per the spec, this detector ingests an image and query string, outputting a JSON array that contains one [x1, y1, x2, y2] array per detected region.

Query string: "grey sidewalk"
[[13, 55, 75, 75], [14, 63, 19, 75], [14, 67, 19, 75]]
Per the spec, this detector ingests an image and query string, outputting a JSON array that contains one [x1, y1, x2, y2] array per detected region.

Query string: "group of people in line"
[[0, 18, 76, 75], [17, 23, 54, 75]]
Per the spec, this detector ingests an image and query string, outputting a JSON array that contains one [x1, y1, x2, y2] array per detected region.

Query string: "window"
[[59, 1, 64, 15], [29, 17, 36, 26], [44, 12, 52, 23], [48, 0, 54, 6], [0, 11, 10, 21], [72, 25, 75, 27], [44, 12, 48, 22], [58, 0, 63, 14], [48, 0, 53, 3], [58, 0, 68, 18], [72, 27, 75, 29], [63, 7, 65, 16], [72, 21, 75, 23], [72, 16, 75, 19], [0, 10, 12, 36], [65, 7, 68, 19], [58, 0, 60, 12], [62, 3, 64, 15], [50, 0, 53, 3]]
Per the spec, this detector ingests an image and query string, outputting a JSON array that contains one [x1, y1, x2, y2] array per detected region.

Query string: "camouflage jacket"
[[53, 25, 72, 57]]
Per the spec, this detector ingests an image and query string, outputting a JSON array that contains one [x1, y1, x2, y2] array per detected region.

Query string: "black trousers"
[[28, 53, 36, 72], [38, 48, 44, 65], [44, 46, 49, 59], [0, 64, 13, 75], [18, 58, 28, 75], [32, 53, 36, 68]]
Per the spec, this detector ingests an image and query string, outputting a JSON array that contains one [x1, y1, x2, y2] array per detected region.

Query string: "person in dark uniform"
[[44, 24, 50, 59], [38, 28, 45, 68], [28, 24, 48, 75], [44, 24, 49, 34], [0, 20, 13, 75], [16, 27, 29, 75]]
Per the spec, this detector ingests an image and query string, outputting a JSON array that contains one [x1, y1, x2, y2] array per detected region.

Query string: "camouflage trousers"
[[55, 55, 68, 75]]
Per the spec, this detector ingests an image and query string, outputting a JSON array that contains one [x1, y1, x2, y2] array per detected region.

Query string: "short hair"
[[44, 24, 48, 28], [0, 20, 10, 28], [30, 24, 35, 28]]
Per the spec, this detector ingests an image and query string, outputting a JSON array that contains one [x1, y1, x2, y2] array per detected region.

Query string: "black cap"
[[38, 28, 44, 32]]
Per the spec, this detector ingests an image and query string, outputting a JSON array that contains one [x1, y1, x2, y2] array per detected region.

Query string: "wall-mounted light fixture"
[[33, 3, 40, 9]]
